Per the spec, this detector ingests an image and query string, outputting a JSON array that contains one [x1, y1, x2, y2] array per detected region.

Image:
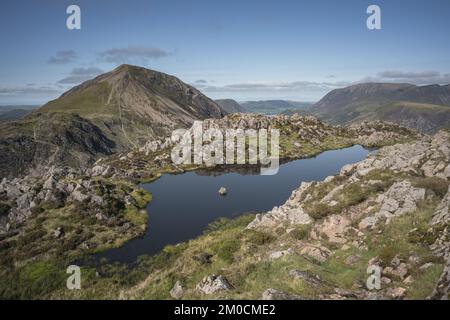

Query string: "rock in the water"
[[196, 275, 233, 295]]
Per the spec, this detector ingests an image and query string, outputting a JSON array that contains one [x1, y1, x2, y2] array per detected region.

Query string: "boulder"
[[246, 182, 312, 229], [53, 226, 64, 238], [386, 287, 407, 299], [289, 270, 322, 287], [269, 249, 293, 260], [196, 275, 233, 295], [300, 244, 332, 263], [262, 289, 304, 300], [311, 214, 350, 244], [218, 187, 227, 196], [170, 281, 184, 299]]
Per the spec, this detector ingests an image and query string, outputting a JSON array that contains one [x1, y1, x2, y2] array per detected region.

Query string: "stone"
[[262, 289, 304, 300], [312, 214, 350, 244], [246, 182, 313, 229], [419, 262, 434, 270], [345, 255, 361, 266], [429, 258, 450, 300], [53, 227, 64, 238], [403, 275, 414, 285], [381, 277, 392, 285], [359, 216, 376, 230], [386, 287, 407, 299], [289, 270, 322, 287], [196, 275, 232, 294], [170, 281, 184, 299], [334, 288, 359, 299], [300, 245, 332, 263], [269, 249, 293, 260], [218, 187, 227, 196]]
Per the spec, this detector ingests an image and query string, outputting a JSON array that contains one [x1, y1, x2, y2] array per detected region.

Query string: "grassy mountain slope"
[[215, 99, 247, 113], [310, 83, 450, 133], [0, 65, 227, 178]]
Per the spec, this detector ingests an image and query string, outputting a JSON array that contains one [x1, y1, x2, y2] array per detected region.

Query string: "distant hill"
[[310, 83, 450, 133], [215, 99, 246, 113], [0, 64, 227, 178], [0, 109, 32, 122], [0, 105, 39, 113], [0, 105, 39, 122], [241, 100, 314, 115]]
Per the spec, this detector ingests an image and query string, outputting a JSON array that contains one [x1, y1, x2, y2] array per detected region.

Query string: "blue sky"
[[1, 0, 450, 104]]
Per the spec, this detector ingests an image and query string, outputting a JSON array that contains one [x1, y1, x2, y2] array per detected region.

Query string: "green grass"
[[124, 208, 148, 227]]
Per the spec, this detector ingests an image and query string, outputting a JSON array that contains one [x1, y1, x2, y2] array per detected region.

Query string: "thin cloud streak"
[[98, 46, 172, 64], [57, 67, 104, 85], [48, 50, 77, 64]]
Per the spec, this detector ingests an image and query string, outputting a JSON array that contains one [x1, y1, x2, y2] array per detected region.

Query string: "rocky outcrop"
[[340, 131, 449, 179], [170, 281, 185, 299], [242, 131, 448, 300], [349, 121, 419, 147], [139, 137, 173, 155], [300, 244, 332, 263], [262, 288, 305, 300], [369, 181, 425, 226], [247, 182, 312, 229], [0, 166, 78, 233], [310, 214, 351, 244], [196, 275, 233, 295], [430, 260, 450, 300], [289, 270, 322, 287], [0, 113, 116, 179]]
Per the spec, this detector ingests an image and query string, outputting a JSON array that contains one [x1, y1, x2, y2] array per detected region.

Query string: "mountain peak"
[[38, 65, 227, 149]]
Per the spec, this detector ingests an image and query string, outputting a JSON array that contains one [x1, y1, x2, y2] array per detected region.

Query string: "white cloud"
[[360, 70, 450, 85]]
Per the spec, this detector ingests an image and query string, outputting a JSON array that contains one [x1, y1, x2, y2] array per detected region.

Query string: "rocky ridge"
[[244, 130, 449, 299]]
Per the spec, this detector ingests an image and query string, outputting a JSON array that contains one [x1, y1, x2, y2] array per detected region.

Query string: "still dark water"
[[96, 145, 369, 264]]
